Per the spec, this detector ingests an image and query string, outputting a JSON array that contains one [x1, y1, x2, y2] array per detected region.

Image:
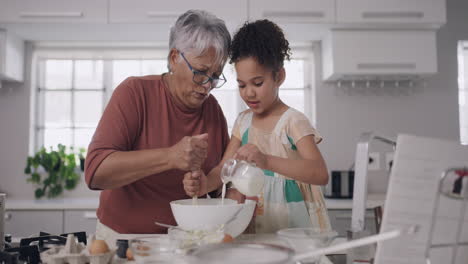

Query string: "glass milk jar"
[[221, 159, 265, 197]]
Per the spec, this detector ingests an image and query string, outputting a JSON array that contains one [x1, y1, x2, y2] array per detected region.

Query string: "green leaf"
[[26, 144, 80, 199], [31, 172, 41, 183], [35, 188, 44, 198], [43, 178, 51, 186], [49, 185, 63, 198], [65, 178, 77, 190]]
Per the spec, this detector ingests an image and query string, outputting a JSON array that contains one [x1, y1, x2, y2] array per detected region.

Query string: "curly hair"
[[230, 19, 291, 73]]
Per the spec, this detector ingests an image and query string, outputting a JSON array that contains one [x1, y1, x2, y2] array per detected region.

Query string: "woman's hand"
[[170, 134, 208, 171], [234, 143, 268, 169], [226, 188, 246, 204], [183, 170, 207, 197]]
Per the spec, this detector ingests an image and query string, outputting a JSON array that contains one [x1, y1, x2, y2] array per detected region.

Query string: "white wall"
[[0, 43, 99, 199], [316, 0, 468, 193], [1, 0, 467, 199]]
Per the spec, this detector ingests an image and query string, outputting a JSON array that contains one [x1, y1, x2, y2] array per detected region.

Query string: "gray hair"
[[168, 10, 231, 71]]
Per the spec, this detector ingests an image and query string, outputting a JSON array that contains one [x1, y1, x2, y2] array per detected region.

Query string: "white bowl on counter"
[[170, 198, 256, 237]]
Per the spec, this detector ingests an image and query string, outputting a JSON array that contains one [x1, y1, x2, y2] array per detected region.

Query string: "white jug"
[[221, 159, 265, 197]]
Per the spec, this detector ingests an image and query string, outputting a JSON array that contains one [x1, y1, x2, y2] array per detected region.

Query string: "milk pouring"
[[221, 159, 265, 197], [0, 193, 5, 251]]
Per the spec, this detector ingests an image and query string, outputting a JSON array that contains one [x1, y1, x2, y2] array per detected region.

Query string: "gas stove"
[[0, 231, 87, 264]]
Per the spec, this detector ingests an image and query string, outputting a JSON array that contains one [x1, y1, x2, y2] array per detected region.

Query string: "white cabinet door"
[[63, 210, 97, 235], [322, 30, 437, 81], [109, 0, 247, 30], [336, 0, 446, 26], [249, 0, 335, 23], [0, 30, 24, 83], [4, 210, 63, 237], [0, 0, 108, 23]]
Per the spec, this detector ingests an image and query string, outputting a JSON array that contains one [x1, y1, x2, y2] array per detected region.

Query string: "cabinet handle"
[[357, 63, 416, 70], [146, 12, 179, 19], [263, 11, 325, 19], [19, 12, 84, 18], [4, 212, 11, 221], [361, 11, 424, 19], [83, 211, 97, 219]]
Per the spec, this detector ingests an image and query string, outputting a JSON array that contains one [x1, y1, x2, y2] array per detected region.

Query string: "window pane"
[[74, 91, 103, 127], [43, 128, 72, 149], [74, 128, 96, 149], [211, 90, 239, 128], [44, 91, 71, 127], [113, 60, 141, 89], [222, 64, 237, 90], [142, 60, 167, 76], [74, 60, 104, 89], [45, 60, 72, 89], [282, 60, 304, 89], [279, 90, 304, 113]]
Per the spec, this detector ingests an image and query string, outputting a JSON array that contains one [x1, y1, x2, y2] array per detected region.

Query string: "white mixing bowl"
[[170, 198, 256, 237]]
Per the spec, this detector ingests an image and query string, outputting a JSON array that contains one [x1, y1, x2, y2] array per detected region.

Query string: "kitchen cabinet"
[[322, 29, 437, 81], [4, 210, 63, 237], [109, 0, 247, 30], [248, 0, 335, 23], [328, 209, 377, 236], [63, 210, 98, 235], [336, 0, 446, 27], [0, 0, 108, 23], [0, 29, 24, 84]]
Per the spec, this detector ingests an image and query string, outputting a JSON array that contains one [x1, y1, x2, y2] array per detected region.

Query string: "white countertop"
[[324, 193, 386, 210], [110, 233, 340, 264], [5, 194, 386, 210], [5, 197, 99, 210]]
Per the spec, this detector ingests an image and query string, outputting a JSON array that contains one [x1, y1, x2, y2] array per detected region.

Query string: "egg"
[[222, 234, 234, 243], [126, 248, 134, 260], [89, 239, 110, 255]]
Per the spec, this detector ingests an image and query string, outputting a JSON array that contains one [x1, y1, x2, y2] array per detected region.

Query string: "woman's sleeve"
[[84, 78, 142, 189]]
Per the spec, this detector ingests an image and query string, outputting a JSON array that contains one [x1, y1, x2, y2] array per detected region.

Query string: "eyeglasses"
[[179, 52, 227, 89]]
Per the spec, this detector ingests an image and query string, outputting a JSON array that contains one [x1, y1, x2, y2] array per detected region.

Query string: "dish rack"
[[425, 167, 468, 264]]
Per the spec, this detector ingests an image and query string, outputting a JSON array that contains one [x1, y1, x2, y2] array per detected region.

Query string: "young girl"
[[183, 19, 331, 233]]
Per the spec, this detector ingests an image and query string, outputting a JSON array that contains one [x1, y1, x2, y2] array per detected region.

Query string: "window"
[[34, 47, 314, 150], [35, 54, 168, 151], [458, 41, 468, 145]]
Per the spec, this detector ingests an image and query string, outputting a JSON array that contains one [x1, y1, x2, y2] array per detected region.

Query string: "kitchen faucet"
[[351, 132, 396, 233]]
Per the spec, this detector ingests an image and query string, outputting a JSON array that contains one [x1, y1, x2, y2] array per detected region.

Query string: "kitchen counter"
[[5, 197, 99, 210], [324, 193, 385, 210], [110, 233, 339, 264], [5, 194, 385, 210]]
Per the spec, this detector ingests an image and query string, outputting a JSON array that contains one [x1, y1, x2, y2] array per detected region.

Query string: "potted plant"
[[24, 144, 86, 199]]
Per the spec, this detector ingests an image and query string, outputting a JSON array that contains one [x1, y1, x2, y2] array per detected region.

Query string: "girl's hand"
[[234, 143, 268, 169], [226, 188, 246, 204], [183, 170, 207, 197]]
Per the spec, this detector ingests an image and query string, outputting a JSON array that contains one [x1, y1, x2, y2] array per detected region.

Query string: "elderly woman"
[[85, 10, 231, 236]]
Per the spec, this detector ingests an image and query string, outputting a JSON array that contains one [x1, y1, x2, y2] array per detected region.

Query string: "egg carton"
[[40, 234, 115, 264]]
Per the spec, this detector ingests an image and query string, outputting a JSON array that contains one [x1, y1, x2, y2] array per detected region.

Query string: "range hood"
[[322, 29, 437, 82]]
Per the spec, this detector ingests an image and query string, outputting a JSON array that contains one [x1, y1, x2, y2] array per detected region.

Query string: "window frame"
[[458, 41, 468, 145]]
